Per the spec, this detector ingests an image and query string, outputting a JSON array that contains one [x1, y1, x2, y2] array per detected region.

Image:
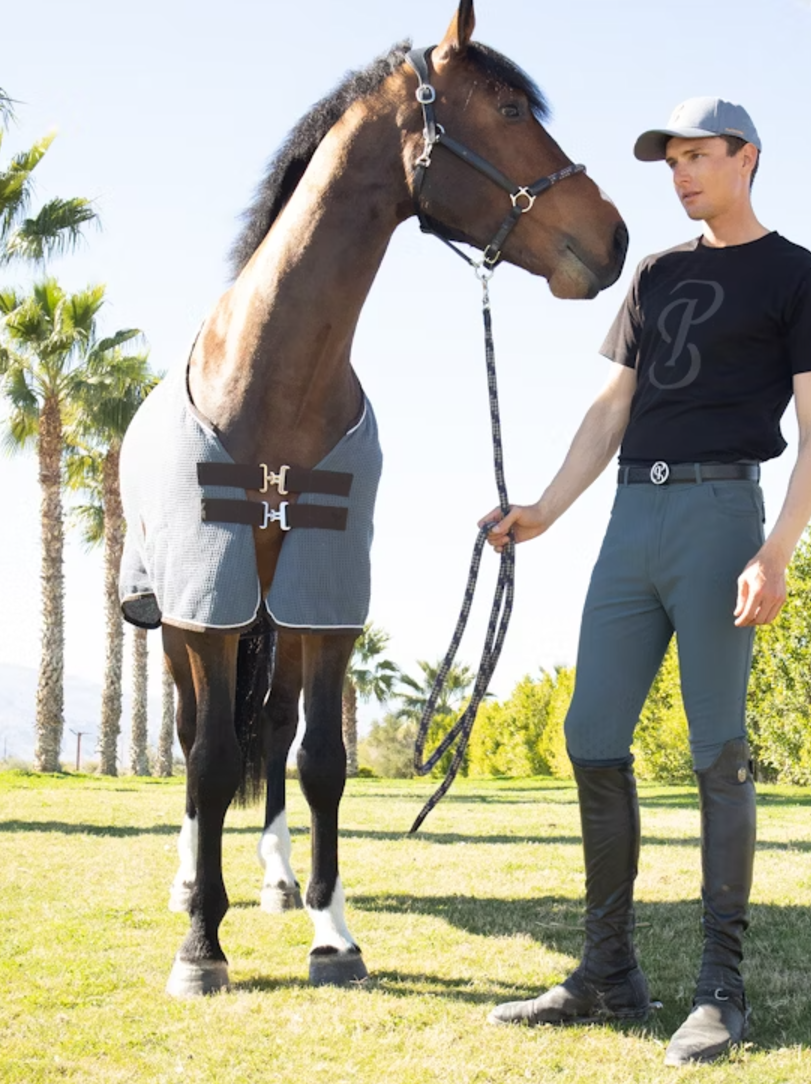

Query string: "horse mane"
[[228, 39, 550, 278]]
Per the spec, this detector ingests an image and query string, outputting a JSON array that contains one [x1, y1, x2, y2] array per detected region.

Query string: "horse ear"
[[433, 0, 476, 68]]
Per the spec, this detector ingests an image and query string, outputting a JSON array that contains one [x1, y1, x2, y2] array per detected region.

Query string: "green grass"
[[1, 771, 810, 1083]]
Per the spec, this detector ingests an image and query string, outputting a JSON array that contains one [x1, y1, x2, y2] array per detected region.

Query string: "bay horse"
[[121, 0, 628, 996]]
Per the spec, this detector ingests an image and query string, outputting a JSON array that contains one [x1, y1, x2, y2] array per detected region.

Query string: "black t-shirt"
[[600, 231, 811, 464]]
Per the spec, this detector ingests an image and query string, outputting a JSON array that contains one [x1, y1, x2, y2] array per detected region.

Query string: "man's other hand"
[[734, 548, 788, 626]]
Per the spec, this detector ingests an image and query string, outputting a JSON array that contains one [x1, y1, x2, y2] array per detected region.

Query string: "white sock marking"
[[177, 814, 198, 881], [257, 811, 298, 891], [306, 877, 358, 954]]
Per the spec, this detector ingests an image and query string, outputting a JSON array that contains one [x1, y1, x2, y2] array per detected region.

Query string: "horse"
[[119, 0, 628, 997]]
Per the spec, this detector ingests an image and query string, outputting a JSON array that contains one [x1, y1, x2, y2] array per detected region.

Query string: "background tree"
[[0, 281, 108, 770], [0, 94, 96, 265], [67, 342, 153, 774], [632, 640, 693, 783], [395, 658, 474, 778], [157, 657, 175, 778], [343, 623, 399, 777], [358, 713, 416, 778], [536, 665, 576, 780], [130, 627, 149, 776], [748, 528, 811, 783], [468, 671, 555, 778]]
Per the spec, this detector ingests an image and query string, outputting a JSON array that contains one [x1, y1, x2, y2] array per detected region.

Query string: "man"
[[481, 97, 811, 1065]]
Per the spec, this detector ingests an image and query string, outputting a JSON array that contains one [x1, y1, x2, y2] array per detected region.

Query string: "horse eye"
[[500, 103, 521, 119]]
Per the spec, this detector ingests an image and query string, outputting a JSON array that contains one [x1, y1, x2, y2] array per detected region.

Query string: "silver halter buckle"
[[415, 84, 436, 105], [650, 461, 670, 485], [261, 501, 290, 531]]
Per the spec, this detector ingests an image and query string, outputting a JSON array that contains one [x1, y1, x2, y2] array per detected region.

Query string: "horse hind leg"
[[164, 635, 198, 913], [258, 631, 304, 913], [299, 633, 368, 986], [164, 626, 241, 997]]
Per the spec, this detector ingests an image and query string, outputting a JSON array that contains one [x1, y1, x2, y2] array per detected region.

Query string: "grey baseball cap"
[[634, 97, 761, 162]]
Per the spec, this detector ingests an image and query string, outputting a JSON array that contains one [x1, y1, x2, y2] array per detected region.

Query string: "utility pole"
[[69, 729, 88, 772]]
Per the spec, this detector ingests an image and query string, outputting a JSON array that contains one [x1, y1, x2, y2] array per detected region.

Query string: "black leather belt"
[[618, 462, 761, 486]]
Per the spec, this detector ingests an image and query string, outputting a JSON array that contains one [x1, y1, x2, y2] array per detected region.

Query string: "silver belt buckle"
[[650, 461, 670, 485]]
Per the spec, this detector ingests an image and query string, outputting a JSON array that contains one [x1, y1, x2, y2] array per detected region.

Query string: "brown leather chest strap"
[[197, 461, 352, 497], [202, 498, 347, 532]]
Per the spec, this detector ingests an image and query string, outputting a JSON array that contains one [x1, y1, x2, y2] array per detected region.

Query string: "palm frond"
[[0, 89, 15, 127], [65, 444, 103, 491], [0, 287, 21, 315], [2, 367, 39, 452], [68, 501, 105, 549], [4, 197, 97, 263], [87, 329, 143, 363]]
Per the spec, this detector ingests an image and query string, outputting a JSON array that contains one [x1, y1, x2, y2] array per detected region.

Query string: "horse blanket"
[[119, 360, 382, 633]]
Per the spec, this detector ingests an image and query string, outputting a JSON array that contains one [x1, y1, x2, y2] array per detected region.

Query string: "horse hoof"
[[168, 881, 194, 913], [308, 950, 369, 987], [261, 884, 303, 914], [165, 956, 230, 998]]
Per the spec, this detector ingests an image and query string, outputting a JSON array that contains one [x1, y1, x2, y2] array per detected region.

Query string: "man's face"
[[664, 136, 756, 220]]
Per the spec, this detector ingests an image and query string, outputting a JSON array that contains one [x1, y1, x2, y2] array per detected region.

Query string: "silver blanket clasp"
[[260, 464, 289, 495], [261, 501, 290, 530]]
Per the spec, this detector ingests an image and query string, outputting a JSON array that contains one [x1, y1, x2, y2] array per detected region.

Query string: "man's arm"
[[735, 371, 811, 626], [482, 361, 637, 550]]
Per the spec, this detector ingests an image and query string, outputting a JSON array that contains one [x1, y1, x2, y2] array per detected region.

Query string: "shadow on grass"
[[2, 819, 809, 855], [348, 893, 811, 1050], [228, 970, 534, 1004]]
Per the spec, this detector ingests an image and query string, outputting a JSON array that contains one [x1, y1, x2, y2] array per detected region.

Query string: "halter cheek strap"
[[405, 46, 586, 267]]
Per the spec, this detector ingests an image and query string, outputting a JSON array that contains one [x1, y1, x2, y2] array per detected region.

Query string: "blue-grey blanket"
[[119, 361, 382, 632]]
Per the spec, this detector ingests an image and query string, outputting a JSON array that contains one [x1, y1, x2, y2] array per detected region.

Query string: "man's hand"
[[734, 547, 788, 627], [478, 503, 548, 553]]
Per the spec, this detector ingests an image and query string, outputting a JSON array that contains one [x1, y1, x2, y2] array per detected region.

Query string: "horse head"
[[400, 0, 628, 298]]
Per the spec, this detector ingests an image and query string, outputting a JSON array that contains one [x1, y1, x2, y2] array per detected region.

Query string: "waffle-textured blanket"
[[119, 361, 382, 632]]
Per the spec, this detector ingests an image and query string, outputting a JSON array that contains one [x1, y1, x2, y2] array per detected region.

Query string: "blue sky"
[[2, 0, 810, 744]]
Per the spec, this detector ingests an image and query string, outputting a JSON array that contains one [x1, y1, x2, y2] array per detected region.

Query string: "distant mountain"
[[0, 662, 169, 768]]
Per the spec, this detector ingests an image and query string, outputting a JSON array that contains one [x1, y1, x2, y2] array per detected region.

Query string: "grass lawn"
[[1, 770, 809, 1083]]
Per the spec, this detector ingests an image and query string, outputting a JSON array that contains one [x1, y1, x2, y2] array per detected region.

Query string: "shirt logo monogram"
[[650, 279, 724, 389]]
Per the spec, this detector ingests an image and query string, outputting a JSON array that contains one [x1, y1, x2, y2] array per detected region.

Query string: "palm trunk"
[[342, 680, 358, 778], [98, 446, 124, 775], [34, 395, 64, 772], [130, 626, 150, 775], [157, 656, 174, 777]]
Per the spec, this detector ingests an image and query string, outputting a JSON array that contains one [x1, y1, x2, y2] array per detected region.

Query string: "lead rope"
[[410, 265, 515, 833]]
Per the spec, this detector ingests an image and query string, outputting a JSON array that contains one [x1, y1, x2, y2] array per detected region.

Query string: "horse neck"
[[189, 97, 412, 461]]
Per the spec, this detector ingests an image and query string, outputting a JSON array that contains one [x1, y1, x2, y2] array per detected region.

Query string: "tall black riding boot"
[[489, 760, 650, 1026], [665, 739, 756, 1066]]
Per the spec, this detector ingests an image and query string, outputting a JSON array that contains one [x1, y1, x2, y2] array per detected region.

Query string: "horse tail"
[[233, 609, 275, 807]]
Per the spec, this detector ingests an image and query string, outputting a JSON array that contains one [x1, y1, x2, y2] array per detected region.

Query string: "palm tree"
[[0, 280, 108, 770], [157, 657, 175, 777], [130, 627, 149, 775], [394, 657, 477, 779], [343, 624, 399, 777], [67, 343, 154, 774], [1, 92, 96, 265], [395, 658, 475, 724]]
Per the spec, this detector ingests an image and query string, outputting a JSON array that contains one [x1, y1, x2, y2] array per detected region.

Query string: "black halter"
[[405, 46, 586, 268]]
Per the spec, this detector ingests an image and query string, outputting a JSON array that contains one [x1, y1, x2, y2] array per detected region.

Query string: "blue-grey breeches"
[[565, 478, 765, 771]]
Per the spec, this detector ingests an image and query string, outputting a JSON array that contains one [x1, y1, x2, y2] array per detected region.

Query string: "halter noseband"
[[405, 46, 586, 269]]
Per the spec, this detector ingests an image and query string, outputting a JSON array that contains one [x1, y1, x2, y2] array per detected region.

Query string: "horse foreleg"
[[164, 627, 241, 997], [258, 631, 304, 913], [299, 633, 367, 986], [164, 636, 199, 912]]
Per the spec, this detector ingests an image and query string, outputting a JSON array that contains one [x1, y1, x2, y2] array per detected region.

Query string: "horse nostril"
[[613, 221, 630, 264]]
